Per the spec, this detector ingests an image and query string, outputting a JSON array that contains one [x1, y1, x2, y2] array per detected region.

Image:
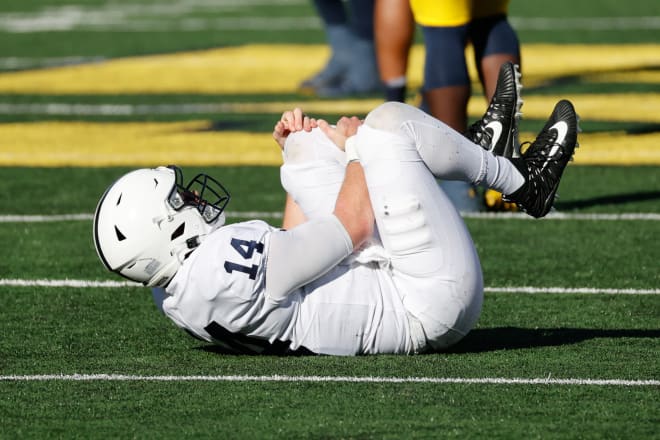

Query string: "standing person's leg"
[[419, 23, 485, 212], [346, 0, 380, 93], [316, 0, 381, 97], [419, 24, 471, 132], [374, 0, 415, 102], [300, 0, 352, 93], [471, 0, 520, 99], [470, 14, 521, 101]]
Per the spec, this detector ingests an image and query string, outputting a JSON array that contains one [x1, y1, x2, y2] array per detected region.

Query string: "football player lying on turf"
[[93, 66, 579, 355]]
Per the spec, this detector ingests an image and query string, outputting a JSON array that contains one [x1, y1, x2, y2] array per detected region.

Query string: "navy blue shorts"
[[421, 15, 520, 90]]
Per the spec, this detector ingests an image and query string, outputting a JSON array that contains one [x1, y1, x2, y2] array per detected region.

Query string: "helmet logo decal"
[[144, 259, 160, 275]]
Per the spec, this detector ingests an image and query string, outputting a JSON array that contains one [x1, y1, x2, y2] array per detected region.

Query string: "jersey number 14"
[[223, 238, 264, 280]]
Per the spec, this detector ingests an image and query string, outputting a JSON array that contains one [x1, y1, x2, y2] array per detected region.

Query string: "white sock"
[[479, 151, 525, 195], [384, 76, 407, 88]]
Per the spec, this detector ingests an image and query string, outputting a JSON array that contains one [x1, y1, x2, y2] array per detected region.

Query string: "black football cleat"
[[466, 61, 523, 158], [504, 100, 579, 218]]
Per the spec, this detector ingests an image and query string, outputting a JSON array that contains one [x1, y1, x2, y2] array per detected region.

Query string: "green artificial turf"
[[1, 0, 658, 438]]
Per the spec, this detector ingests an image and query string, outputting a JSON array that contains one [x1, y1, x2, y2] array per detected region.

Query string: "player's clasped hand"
[[318, 116, 362, 151], [272, 107, 318, 150]]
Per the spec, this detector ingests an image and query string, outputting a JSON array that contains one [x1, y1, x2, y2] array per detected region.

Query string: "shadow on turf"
[[555, 190, 660, 210], [447, 327, 660, 353], [196, 343, 315, 356], [626, 122, 660, 135], [193, 327, 660, 356]]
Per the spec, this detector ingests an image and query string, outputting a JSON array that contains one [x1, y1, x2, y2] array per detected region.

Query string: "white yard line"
[[461, 212, 660, 221], [510, 16, 660, 31], [0, 279, 140, 288], [1, 212, 657, 295], [0, 278, 657, 295], [0, 374, 657, 387], [0, 15, 320, 34], [0, 57, 106, 70], [484, 286, 660, 295], [0, 211, 284, 223], [2, 211, 660, 223], [0, 103, 236, 115], [0, 213, 96, 222]]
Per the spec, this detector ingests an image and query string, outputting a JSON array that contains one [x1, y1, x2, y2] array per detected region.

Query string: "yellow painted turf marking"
[[0, 44, 657, 94], [0, 121, 282, 166], [0, 121, 658, 166], [510, 94, 660, 124]]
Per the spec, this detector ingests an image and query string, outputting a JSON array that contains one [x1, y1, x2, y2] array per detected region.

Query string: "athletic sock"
[[384, 76, 407, 102], [479, 152, 525, 195]]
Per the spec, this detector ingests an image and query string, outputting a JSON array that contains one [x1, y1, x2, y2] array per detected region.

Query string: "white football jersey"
[[162, 220, 416, 355]]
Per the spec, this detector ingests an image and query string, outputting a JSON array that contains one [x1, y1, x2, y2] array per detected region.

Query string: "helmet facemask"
[[167, 165, 230, 225]]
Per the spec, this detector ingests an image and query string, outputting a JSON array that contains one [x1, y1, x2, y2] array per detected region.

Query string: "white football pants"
[[281, 102, 485, 350]]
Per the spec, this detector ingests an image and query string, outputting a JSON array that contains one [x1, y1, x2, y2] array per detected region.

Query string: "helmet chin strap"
[[170, 230, 213, 261], [170, 238, 196, 260]]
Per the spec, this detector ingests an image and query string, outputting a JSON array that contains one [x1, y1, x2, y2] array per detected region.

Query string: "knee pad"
[[374, 187, 445, 276]]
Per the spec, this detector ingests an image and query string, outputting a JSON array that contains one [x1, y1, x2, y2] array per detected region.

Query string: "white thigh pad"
[[379, 194, 432, 254]]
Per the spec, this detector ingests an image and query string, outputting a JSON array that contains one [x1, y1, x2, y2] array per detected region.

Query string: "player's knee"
[[364, 101, 415, 133], [282, 128, 345, 165], [282, 131, 315, 165]]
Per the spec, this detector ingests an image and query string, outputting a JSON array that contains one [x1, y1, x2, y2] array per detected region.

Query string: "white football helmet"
[[93, 166, 230, 287]]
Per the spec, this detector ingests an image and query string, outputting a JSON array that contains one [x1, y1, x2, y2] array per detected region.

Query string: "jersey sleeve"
[[265, 215, 353, 303]]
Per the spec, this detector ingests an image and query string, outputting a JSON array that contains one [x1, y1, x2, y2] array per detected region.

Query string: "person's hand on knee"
[[318, 116, 362, 150], [273, 107, 318, 150]]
